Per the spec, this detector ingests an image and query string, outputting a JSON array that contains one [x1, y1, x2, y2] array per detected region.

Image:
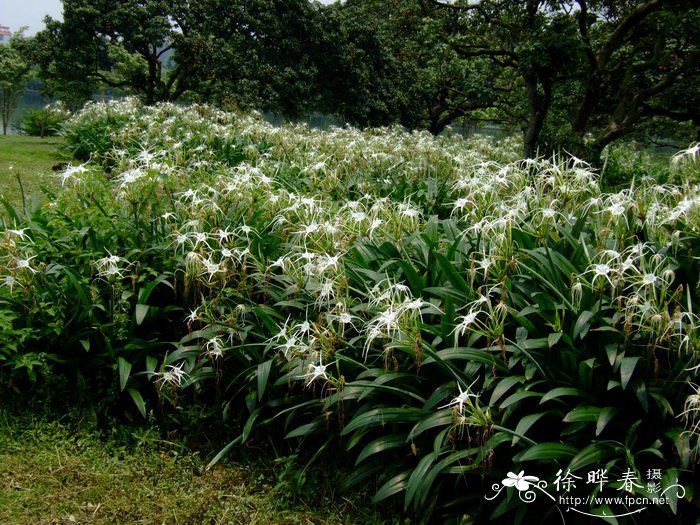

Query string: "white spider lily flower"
[[586, 262, 618, 288], [295, 320, 312, 336], [438, 378, 480, 414], [201, 258, 224, 281], [179, 188, 199, 201], [540, 208, 559, 220], [453, 309, 482, 338], [114, 168, 146, 187], [173, 233, 189, 246], [269, 255, 288, 271], [279, 336, 301, 358], [349, 211, 367, 222], [192, 231, 211, 249], [184, 306, 200, 325], [154, 363, 188, 389], [329, 311, 359, 331], [368, 218, 383, 237], [317, 253, 342, 272], [95, 252, 131, 279], [398, 203, 421, 219], [295, 222, 321, 238], [5, 228, 30, 241], [1, 275, 17, 292], [204, 337, 225, 359], [236, 224, 253, 236], [217, 226, 235, 243], [301, 358, 335, 387], [57, 162, 89, 186], [14, 255, 38, 273]]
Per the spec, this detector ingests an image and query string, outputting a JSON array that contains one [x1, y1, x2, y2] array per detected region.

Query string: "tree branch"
[[597, 0, 662, 69]]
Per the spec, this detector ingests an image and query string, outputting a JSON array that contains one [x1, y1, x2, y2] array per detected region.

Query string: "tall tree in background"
[[570, 1, 700, 156], [314, 0, 503, 132], [0, 31, 31, 135], [184, 0, 323, 118], [420, 0, 700, 158], [313, 0, 412, 127], [30, 0, 325, 118], [30, 0, 197, 107]]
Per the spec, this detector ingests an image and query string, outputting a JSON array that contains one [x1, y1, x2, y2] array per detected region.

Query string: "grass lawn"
[[0, 135, 68, 212], [0, 410, 387, 525]]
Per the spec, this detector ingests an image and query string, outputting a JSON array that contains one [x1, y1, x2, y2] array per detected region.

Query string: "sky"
[[2, 0, 338, 36], [1, 0, 63, 35]]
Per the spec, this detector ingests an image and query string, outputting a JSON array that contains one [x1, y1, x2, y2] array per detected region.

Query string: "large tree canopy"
[[420, 0, 700, 158], [31, 0, 188, 106], [0, 31, 31, 135], [183, 0, 323, 118], [30, 0, 324, 116]]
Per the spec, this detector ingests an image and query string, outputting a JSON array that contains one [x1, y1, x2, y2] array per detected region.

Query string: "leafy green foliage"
[[421, 0, 700, 159], [0, 31, 31, 135], [20, 102, 71, 137], [2, 100, 700, 523]]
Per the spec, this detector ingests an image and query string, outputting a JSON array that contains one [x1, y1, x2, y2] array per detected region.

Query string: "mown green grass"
[[0, 410, 390, 525], [0, 135, 68, 211]]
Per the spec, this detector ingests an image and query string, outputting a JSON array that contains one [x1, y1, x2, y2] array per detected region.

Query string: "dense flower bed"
[[2, 99, 699, 522]]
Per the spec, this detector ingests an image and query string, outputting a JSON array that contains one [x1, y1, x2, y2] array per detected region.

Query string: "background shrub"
[[20, 102, 71, 137]]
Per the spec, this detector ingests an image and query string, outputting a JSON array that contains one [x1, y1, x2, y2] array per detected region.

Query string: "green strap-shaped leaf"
[[500, 390, 542, 409], [595, 407, 619, 436], [241, 407, 262, 443], [568, 441, 622, 471], [396, 260, 424, 294], [206, 435, 243, 470], [540, 387, 583, 404], [126, 388, 146, 418], [257, 359, 273, 401], [341, 407, 425, 435], [372, 470, 411, 504], [408, 410, 454, 441], [355, 435, 407, 466], [285, 420, 323, 440], [620, 356, 640, 390], [405, 451, 439, 509], [118, 357, 132, 392], [134, 304, 149, 325], [434, 252, 469, 293], [514, 442, 577, 462], [563, 405, 601, 423], [422, 347, 506, 372], [548, 332, 563, 348], [573, 310, 595, 340], [490, 376, 525, 406], [512, 411, 549, 446]]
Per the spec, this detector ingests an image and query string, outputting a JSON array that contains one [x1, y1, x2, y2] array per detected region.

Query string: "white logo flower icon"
[[502, 471, 540, 492]]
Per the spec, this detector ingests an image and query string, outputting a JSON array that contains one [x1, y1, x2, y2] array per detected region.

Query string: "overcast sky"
[[1, 0, 63, 35], [2, 0, 338, 35]]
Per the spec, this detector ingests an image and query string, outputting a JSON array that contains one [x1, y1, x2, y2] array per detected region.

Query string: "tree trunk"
[[573, 71, 600, 138], [523, 73, 552, 158], [2, 99, 8, 135]]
